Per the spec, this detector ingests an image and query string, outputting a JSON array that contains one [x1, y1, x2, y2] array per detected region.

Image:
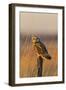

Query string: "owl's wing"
[[35, 42, 51, 59]]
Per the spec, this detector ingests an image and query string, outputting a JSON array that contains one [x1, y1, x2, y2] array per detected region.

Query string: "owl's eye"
[[37, 38, 40, 42]]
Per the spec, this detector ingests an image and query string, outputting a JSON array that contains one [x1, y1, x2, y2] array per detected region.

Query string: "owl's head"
[[32, 35, 40, 44]]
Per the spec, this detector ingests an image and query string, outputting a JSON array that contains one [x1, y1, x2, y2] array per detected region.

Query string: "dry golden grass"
[[20, 36, 58, 78]]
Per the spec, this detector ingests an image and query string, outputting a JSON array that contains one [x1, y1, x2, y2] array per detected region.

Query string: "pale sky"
[[20, 12, 57, 35]]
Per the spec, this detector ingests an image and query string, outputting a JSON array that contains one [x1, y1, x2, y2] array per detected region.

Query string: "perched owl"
[[32, 35, 51, 60]]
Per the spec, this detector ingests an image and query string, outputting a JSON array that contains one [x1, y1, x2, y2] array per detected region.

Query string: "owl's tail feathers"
[[44, 54, 51, 60]]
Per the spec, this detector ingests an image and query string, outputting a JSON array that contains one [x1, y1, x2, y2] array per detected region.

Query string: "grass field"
[[20, 35, 58, 78]]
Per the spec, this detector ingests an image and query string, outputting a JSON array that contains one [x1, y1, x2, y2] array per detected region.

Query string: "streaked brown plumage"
[[32, 35, 51, 60]]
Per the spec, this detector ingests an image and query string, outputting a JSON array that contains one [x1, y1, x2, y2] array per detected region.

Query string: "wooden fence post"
[[37, 56, 43, 77]]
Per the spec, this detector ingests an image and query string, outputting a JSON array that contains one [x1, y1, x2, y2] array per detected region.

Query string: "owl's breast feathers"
[[34, 41, 51, 60]]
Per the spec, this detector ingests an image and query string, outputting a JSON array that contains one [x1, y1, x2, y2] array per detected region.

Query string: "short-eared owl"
[[32, 35, 51, 60]]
